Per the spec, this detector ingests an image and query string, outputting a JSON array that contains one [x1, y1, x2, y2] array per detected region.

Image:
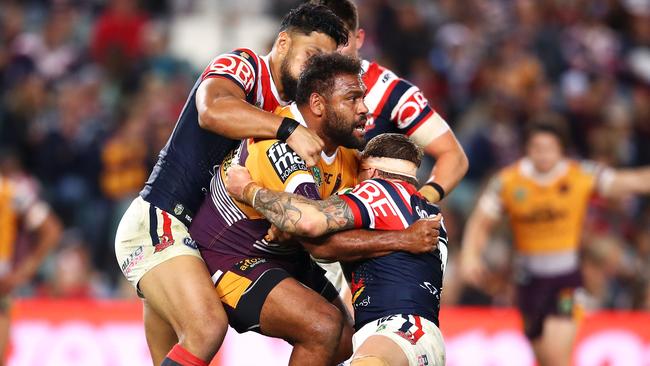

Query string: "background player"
[[114, 4, 349, 365], [314, 0, 468, 204], [190, 53, 440, 366], [226, 133, 447, 366], [0, 152, 62, 365], [460, 118, 650, 366]]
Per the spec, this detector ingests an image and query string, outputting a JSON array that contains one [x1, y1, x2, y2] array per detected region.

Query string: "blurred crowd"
[[1, 0, 649, 312]]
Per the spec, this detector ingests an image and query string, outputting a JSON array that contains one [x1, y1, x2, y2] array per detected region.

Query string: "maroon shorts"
[[200, 248, 338, 333], [516, 269, 582, 340]]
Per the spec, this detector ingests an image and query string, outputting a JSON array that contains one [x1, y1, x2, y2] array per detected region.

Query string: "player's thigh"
[[139, 254, 227, 334], [259, 276, 343, 342], [115, 197, 227, 334], [353, 335, 408, 366], [353, 315, 444, 366]]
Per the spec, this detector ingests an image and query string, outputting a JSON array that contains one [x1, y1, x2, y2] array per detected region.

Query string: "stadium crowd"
[[0, 0, 649, 313]]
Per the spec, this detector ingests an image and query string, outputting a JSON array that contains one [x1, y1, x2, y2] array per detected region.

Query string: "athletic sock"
[[160, 344, 209, 366]]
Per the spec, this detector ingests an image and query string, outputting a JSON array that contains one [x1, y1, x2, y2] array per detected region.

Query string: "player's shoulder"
[[201, 47, 261, 94]]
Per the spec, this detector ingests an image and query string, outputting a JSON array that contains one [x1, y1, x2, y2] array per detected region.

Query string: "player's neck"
[[267, 51, 286, 100], [297, 104, 337, 155]]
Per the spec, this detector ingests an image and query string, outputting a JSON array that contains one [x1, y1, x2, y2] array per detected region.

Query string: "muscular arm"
[[240, 182, 440, 262], [419, 130, 469, 203], [196, 78, 283, 139], [246, 184, 356, 237], [301, 226, 433, 262], [196, 78, 323, 165]]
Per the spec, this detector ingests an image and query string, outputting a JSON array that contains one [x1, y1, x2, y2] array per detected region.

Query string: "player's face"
[[280, 31, 338, 100], [527, 132, 564, 173], [322, 73, 369, 149]]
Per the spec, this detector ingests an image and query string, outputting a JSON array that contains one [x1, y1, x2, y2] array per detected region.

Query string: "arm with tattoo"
[[242, 182, 356, 237]]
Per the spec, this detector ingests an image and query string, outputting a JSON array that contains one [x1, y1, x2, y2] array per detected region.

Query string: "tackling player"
[[189, 54, 441, 366], [460, 118, 650, 366], [226, 133, 448, 366], [314, 0, 468, 203], [114, 4, 349, 365], [0, 152, 62, 365]]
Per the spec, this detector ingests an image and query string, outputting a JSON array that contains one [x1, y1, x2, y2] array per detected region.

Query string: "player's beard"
[[279, 54, 298, 101], [323, 104, 367, 150]]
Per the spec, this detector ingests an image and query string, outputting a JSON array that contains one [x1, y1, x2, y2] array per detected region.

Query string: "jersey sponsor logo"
[[396, 90, 428, 129], [121, 246, 144, 275], [237, 257, 267, 272], [266, 142, 307, 182], [206, 53, 256, 93], [353, 181, 399, 219], [183, 237, 198, 249]]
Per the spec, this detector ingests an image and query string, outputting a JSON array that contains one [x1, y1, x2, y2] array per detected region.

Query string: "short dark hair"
[[524, 114, 571, 151], [361, 133, 423, 186], [310, 0, 359, 31], [296, 53, 361, 105], [280, 3, 349, 47]]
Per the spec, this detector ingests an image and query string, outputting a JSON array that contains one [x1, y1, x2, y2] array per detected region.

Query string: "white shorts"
[[352, 314, 445, 366], [115, 196, 202, 295]]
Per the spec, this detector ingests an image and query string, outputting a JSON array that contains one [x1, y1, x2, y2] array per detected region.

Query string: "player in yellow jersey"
[[460, 117, 650, 366], [190, 53, 440, 366], [0, 152, 61, 365]]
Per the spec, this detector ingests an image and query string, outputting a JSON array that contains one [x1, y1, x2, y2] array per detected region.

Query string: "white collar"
[[519, 158, 569, 185], [289, 103, 307, 127]]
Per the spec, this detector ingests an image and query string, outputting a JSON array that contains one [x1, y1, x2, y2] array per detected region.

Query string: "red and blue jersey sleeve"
[[201, 48, 259, 97]]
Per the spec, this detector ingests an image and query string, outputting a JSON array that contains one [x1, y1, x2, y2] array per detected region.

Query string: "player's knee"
[[181, 310, 228, 348], [351, 355, 390, 366], [304, 305, 343, 346]]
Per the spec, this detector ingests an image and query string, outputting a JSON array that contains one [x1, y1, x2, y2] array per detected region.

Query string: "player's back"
[[340, 178, 448, 330], [140, 49, 284, 226]]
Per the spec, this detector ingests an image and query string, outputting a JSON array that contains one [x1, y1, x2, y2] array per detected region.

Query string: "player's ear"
[[276, 31, 292, 57], [309, 93, 325, 117], [356, 29, 365, 50]]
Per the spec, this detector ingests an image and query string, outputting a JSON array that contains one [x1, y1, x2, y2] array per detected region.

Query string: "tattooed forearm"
[[250, 188, 356, 237]]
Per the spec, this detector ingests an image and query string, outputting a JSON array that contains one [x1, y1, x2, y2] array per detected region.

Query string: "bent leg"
[[260, 277, 344, 366], [143, 299, 178, 365], [139, 255, 229, 363]]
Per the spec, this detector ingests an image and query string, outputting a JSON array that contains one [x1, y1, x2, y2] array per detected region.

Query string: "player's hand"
[[401, 214, 441, 254], [264, 224, 293, 243], [459, 251, 487, 288], [286, 125, 324, 167], [225, 164, 253, 201]]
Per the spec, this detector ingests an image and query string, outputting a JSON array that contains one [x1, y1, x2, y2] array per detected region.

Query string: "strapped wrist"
[[425, 181, 445, 200], [276, 117, 300, 141]]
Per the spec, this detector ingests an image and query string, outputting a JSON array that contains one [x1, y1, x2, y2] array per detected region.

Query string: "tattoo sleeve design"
[[251, 188, 356, 236]]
